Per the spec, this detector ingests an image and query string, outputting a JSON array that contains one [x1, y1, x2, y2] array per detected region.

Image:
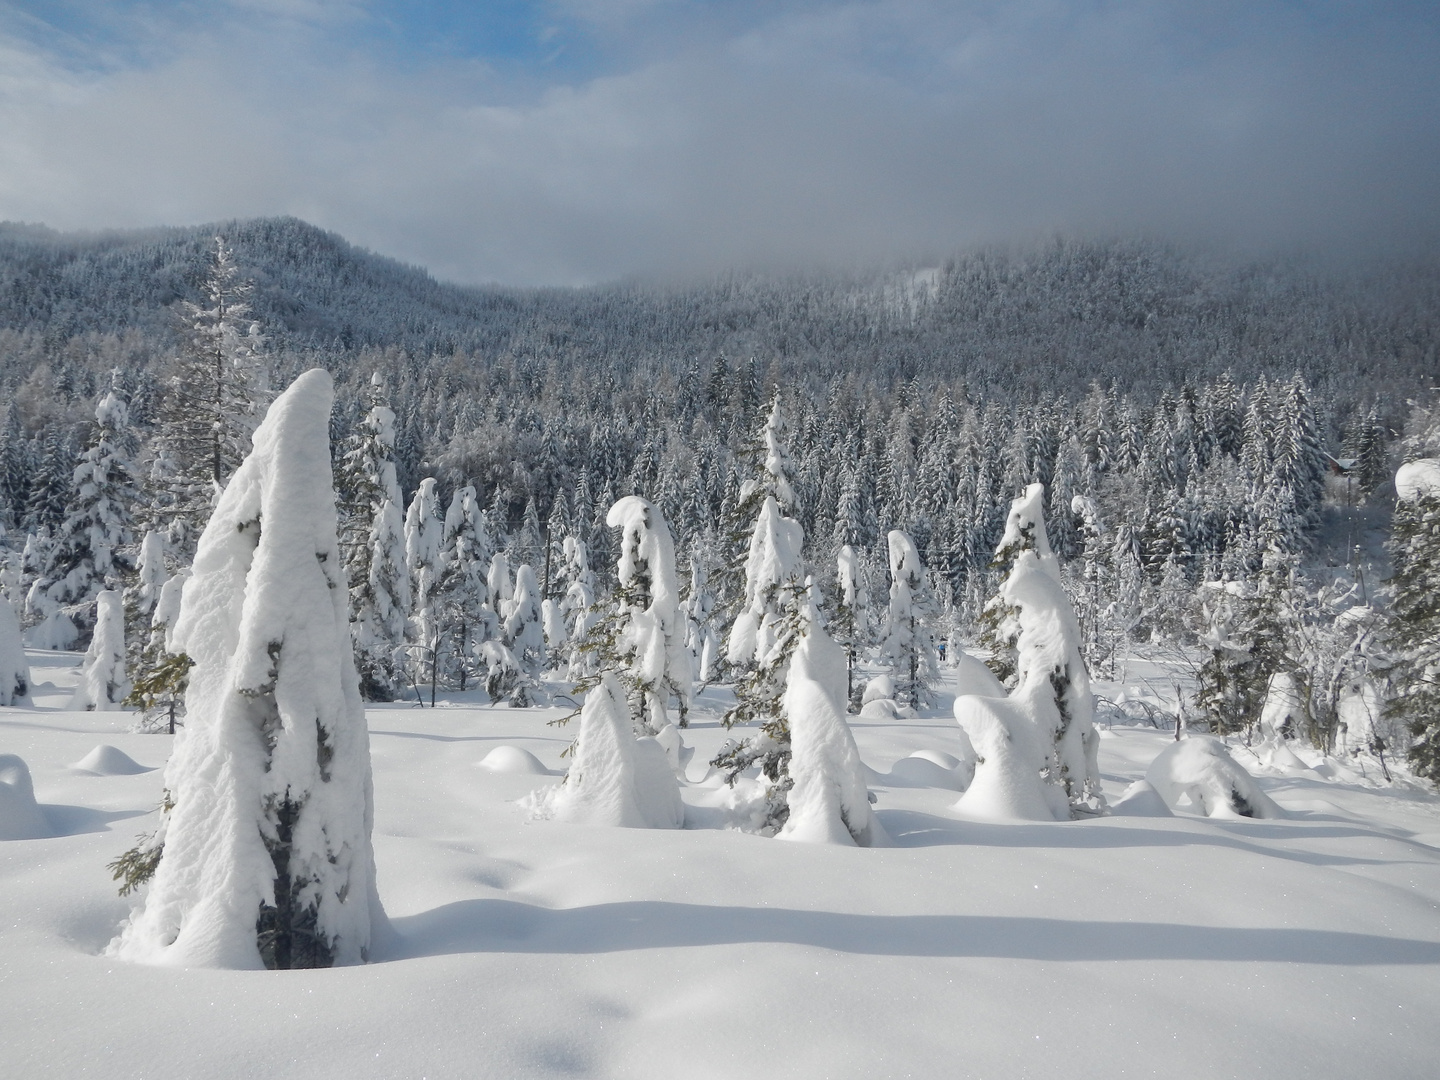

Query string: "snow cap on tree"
[[110, 369, 385, 970], [779, 602, 885, 846], [69, 590, 128, 711]]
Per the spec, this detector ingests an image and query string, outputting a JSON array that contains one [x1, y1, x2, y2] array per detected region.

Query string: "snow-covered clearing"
[[3, 649, 1439, 1079]]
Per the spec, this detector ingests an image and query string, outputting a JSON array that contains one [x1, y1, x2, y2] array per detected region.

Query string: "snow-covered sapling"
[[538, 672, 683, 829], [0, 594, 30, 706], [70, 590, 129, 711], [879, 530, 939, 712], [779, 601, 885, 846], [108, 369, 386, 970]]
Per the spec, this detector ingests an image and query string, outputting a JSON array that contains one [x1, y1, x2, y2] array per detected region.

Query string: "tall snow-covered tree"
[[0, 593, 30, 706], [108, 369, 386, 970], [34, 384, 138, 645], [977, 484, 1105, 814], [575, 496, 692, 733], [151, 238, 268, 553], [879, 530, 939, 711], [70, 589, 129, 711], [435, 484, 494, 691], [404, 477, 445, 697], [1385, 458, 1440, 782]]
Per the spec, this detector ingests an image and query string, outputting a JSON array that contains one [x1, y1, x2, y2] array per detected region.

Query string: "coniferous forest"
[[4, 217, 1440, 777]]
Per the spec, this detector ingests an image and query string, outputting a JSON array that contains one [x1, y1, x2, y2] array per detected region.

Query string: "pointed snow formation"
[[110, 369, 386, 970]]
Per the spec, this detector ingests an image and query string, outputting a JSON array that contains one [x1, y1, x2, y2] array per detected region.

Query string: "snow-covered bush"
[[70, 590, 129, 711], [109, 369, 385, 970], [538, 672, 683, 829], [0, 595, 29, 706], [778, 604, 885, 846], [1145, 736, 1283, 819]]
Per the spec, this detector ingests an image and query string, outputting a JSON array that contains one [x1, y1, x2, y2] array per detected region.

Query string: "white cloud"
[[0, 1, 1436, 284]]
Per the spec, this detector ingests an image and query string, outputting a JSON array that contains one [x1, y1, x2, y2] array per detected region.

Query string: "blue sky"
[[1, 1, 1437, 284]]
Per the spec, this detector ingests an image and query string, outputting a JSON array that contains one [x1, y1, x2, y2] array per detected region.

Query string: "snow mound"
[[0, 754, 50, 840], [478, 746, 550, 775], [1395, 458, 1440, 502], [651, 723, 694, 776], [860, 697, 901, 720], [1109, 779, 1174, 817], [1146, 737, 1284, 819], [953, 696, 1067, 821], [540, 673, 683, 829], [887, 749, 973, 791], [861, 674, 895, 704], [71, 745, 150, 775]]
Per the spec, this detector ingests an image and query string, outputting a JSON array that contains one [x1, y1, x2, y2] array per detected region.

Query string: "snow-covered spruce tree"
[[404, 477, 446, 699], [714, 490, 807, 829], [570, 496, 691, 734], [879, 530, 939, 712], [502, 564, 547, 698], [681, 554, 720, 685], [108, 369, 385, 970], [70, 590, 129, 711], [125, 571, 193, 735], [832, 544, 869, 710], [972, 484, 1105, 815], [1385, 459, 1440, 782], [778, 599, 885, 846], [34, 385, 138, 645], [0, 593, 30, 706], [337, 375, 409, 700], [152, 238, 268, 554], [558, 535, 599, 680], [435, 484, 494, 691]]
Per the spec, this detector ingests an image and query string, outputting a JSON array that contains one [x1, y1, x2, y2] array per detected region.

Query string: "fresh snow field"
[[4, 650, 1440, 1080]]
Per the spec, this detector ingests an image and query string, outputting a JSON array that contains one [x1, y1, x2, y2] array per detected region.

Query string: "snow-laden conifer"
[[435, 484, 493, 691], [0, 594, 30, 706], [339, 376, 409, 700], [582, 495, 691, 733], [1385, 458, 1440, 781], [152, 238, 269, 553], [833, 544, 868, 709], [538, 671, 683, 829], [879, 530, 938, 711], [36, 385, 138, 641], [558, 535, 599, 680], [779, 601, 885, 846], [962, 484, 1104, 817], [70, 590, 129, 711], [404, 477, 445, 673], [109, 369, 385, 970], [681, 556, 719, 685]]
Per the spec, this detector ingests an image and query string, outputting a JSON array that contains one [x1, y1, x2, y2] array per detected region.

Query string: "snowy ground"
[[4, 650, 1440, 1080]]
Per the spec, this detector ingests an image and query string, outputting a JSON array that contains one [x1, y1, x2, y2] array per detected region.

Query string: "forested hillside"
[[3, 218, 1439, 776]]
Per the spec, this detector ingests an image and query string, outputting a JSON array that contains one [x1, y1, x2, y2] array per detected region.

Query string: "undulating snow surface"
[[3, 648, 1440, 1079]]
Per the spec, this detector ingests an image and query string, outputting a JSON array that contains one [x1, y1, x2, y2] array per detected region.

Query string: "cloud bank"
[[1, 1, 1437, 285]]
